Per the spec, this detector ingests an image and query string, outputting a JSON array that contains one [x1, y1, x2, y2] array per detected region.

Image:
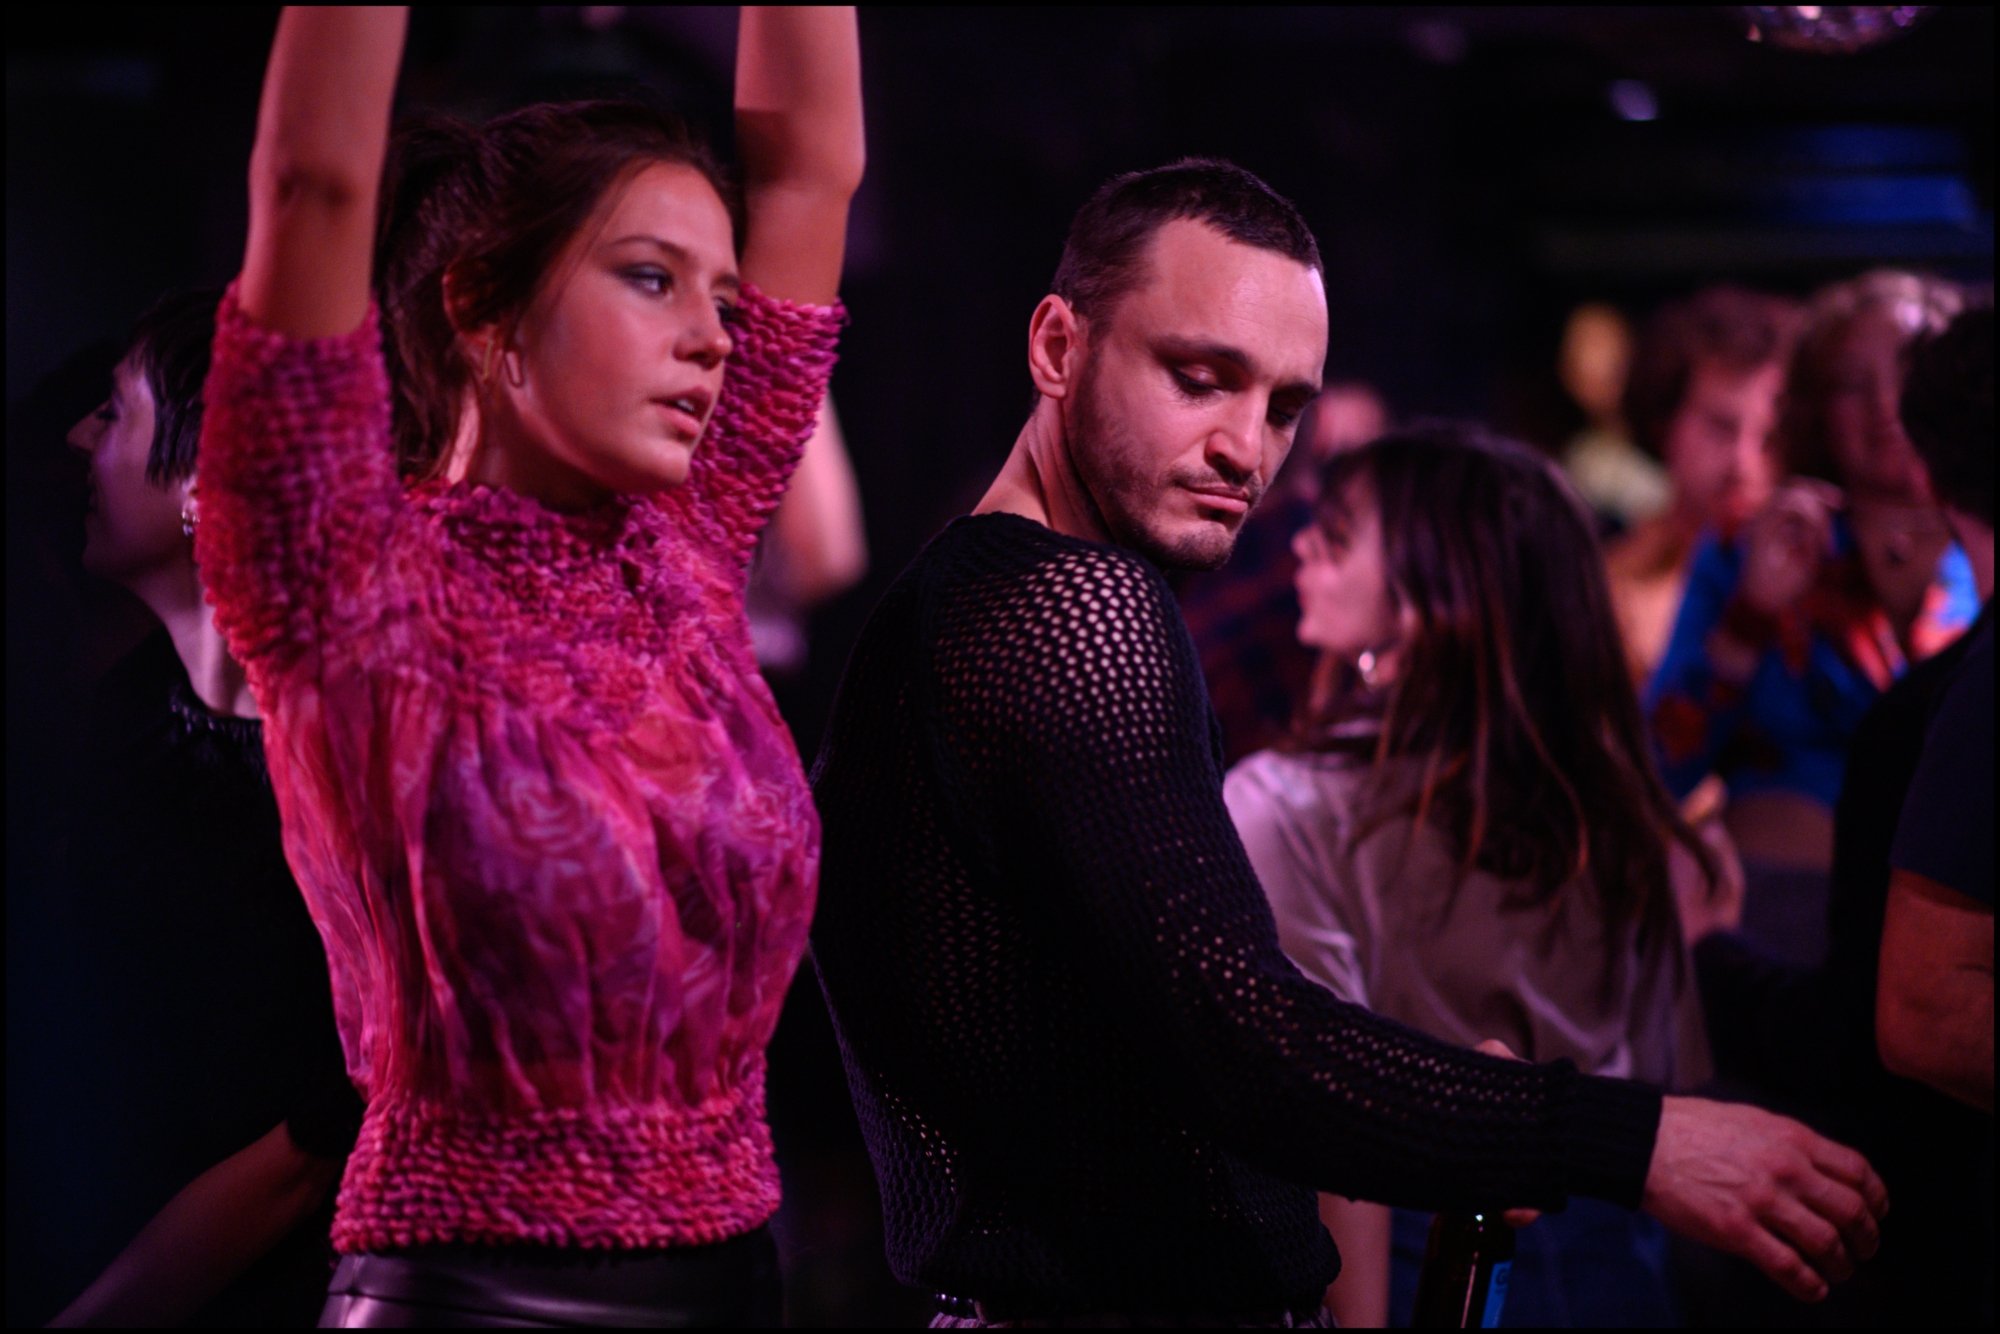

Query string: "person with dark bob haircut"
[[47, 290, 360, 1327], [809, 158, 1886, 1327], [1899, 305, 1995, 532], [194, 7, 861, 1325]]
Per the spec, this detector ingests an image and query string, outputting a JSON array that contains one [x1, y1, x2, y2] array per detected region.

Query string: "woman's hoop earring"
[[180, 501, 198, 540], [479, 338, 499, 386], [1355, 649, 1381, 688]]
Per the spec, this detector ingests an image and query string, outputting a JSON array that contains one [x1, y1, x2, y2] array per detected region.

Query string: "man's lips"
[[1183, 485, 1251, 516]]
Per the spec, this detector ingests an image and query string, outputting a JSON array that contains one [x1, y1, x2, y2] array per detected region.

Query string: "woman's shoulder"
[[1224, 746, 1378, 848]]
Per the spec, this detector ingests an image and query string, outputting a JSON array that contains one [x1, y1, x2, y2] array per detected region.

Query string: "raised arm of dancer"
[[47, 1123, 339, 1327], [241, 7, 408, 337], [734, 6, 864, 305]]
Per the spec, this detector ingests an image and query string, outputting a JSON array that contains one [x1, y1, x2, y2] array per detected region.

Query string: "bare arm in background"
[[48, 1123, 339, 1327], [1319, 1194, 1391, 1327], [765, 399, 868, 607], [1877, 870, 1994, 1112]]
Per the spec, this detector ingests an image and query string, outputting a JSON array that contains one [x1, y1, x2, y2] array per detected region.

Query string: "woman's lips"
[[654, 400, 706, 437]]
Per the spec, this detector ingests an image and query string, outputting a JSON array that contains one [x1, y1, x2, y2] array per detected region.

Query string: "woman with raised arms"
[[197, 7, 861, 1325]]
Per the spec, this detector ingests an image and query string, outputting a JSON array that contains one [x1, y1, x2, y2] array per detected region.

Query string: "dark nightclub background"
[[7, 6, 1993, 1327]]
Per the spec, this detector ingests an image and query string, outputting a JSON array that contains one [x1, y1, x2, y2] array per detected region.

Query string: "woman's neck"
[[132, 561, 260, 719]]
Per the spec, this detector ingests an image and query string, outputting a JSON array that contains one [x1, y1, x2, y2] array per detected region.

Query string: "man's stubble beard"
[[1066, 364, 1245, 573]]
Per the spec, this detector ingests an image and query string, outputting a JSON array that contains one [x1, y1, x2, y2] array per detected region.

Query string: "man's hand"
[[1643, 1096, 1887, 1302]]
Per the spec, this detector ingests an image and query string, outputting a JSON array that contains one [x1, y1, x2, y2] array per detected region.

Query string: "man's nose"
[[1206, 409, 1263, 482]]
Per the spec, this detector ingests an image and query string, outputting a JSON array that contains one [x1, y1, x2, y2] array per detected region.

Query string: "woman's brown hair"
[[1299, 423, 1714, 939], [1773, 268, 1962, 487], [374, 99, 739, 479]]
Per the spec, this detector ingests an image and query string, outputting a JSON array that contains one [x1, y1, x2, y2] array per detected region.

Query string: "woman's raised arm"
[[240, 7, 408, 338], [734, 6, 865, 305]]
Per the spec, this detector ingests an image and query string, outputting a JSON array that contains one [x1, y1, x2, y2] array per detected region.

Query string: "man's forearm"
[[1877, 870, 1996, 1112]]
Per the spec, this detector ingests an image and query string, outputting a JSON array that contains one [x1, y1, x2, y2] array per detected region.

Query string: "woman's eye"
[[716, 300, 742, 327], [93, 399, 117, 423], [625, 267, 671, 296]]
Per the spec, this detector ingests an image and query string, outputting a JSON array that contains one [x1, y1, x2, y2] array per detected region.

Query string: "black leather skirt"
[[318, 1228, 780, 1328]]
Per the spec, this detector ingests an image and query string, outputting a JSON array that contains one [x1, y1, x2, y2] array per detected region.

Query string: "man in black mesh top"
[[809, 159, 1887, 1325]]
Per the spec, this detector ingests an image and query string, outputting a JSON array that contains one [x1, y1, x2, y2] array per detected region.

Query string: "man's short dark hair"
[[1050, 158, 1321, 323], [1622, 286, 1800, 459], [126, 289, 222, 486], [1901, 305, 1994, 528]]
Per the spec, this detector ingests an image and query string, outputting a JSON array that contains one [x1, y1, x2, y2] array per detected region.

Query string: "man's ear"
[[1027, 294, 1086, 401]]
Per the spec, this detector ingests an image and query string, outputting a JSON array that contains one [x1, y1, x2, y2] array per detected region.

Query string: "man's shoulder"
[[922, 513, 1180, 629]]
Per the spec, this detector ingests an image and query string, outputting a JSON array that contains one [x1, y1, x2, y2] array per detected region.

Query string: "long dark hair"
[[374, 99, 738, 479], [1299, 423, 1713, 937]]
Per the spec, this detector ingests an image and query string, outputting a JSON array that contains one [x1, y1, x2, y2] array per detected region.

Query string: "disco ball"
[[1740, 6, 1935, 54]]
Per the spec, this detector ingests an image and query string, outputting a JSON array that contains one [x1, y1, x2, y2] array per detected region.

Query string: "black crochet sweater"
[[810, 513, 1662, 1315]]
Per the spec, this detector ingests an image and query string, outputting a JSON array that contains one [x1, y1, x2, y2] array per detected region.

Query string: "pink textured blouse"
[[196, 283, 842, 1251]]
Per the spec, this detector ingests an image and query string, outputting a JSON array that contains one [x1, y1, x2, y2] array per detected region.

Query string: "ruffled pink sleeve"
[[195, 285, 403, 680], [671, 284, 844, 572]]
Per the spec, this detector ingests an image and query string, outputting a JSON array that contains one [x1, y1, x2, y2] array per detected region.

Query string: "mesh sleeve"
[[935, 542, 1661, 1212]]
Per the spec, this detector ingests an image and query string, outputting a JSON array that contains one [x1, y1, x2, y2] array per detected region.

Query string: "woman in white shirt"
[[1226, 423, 1715, 1327]]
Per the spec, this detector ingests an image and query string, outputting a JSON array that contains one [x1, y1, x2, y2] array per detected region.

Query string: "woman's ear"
[[1393, 598, 1421, 649], [441, 267, 506, 379], [1368, 596, 1422, 686], [440, 266, 480, 337]]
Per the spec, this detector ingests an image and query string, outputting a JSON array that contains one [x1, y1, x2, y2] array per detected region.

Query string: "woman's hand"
[[1669, 784, 1745, 945], [1737, 479, 1842, 618]]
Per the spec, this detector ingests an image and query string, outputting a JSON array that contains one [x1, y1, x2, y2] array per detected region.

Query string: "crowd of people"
[[10, 5, 1991, 1329]]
